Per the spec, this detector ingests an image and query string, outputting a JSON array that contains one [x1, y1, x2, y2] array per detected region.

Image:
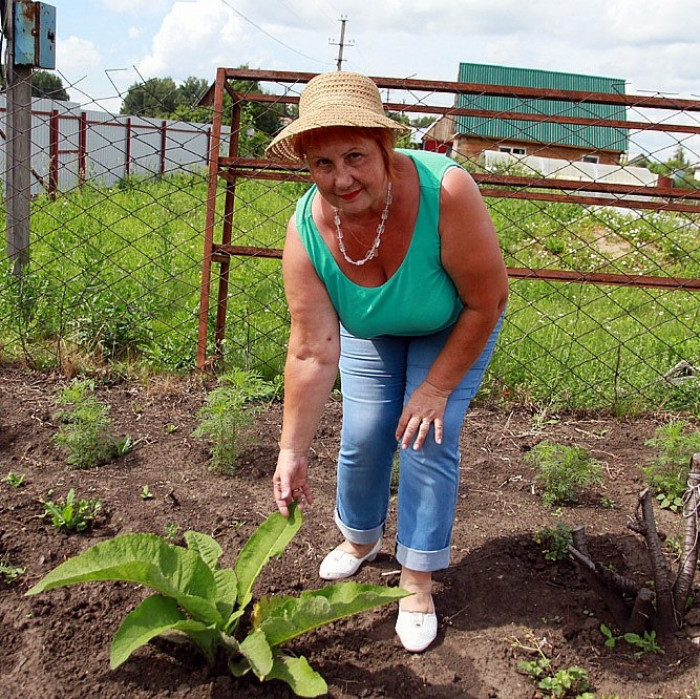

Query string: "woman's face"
[[304, 131, 389, 216]]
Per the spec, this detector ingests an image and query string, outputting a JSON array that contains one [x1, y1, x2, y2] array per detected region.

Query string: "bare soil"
[[1, 363, 699, 699]]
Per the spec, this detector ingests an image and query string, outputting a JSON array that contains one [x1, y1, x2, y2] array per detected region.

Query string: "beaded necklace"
[[333, 182, 392, 267]]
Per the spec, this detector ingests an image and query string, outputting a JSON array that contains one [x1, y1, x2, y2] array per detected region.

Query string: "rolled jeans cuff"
[[334, 509, 385, 545], [395, 541, 451, 572]]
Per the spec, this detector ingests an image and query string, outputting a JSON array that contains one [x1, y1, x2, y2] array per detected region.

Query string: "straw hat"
[[265, 71, 410, 163]]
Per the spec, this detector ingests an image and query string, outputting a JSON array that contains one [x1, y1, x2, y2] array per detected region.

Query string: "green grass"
[[0, 173, 698, 414]]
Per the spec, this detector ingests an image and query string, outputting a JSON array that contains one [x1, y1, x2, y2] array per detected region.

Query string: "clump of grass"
[[193, 369, 280, 473], [52, 378, 134, 469], [526, 440, 603, 506], [641, 420, 700, 511]]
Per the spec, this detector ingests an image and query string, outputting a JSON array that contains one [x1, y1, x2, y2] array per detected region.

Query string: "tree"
[[638, 146, 700, 189], [178, 76, 209, 106], [0, 69, 69, 100], [31, 70, 69, 100], [118, 71, 290, 154], [120, 77, 180, 118]]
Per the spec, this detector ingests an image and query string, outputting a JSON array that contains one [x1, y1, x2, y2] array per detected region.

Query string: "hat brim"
[[266, 106, 410, 163]]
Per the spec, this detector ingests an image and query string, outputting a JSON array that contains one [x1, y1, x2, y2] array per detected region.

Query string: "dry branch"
[[628, 488, 677, 632], [673, 459, 700, 615], [570, 472, 700, 635]]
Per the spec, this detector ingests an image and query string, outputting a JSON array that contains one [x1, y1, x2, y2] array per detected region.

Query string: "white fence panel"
[[0, 96, 222, 195]]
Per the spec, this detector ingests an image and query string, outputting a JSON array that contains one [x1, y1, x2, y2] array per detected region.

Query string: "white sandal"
[[395, 595, 437, 652], [318, 539, 382, 580]]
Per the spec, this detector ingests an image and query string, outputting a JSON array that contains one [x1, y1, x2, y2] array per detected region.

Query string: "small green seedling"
[[0, 558, 25, 584], [26, 506, 407, 697], [525, 440, 603, 506], [533, 523, 573, 562], [641, 421, 700, 510], [139, 485, 154, 500], [193, 370, 279, 473], [2, 471, 26, 488], [42, 489, 102, 532], [52, 379, 135, 469], [518, 656, 594, 698], [164, 522, 182, 541], [600, 624, 664, 657]]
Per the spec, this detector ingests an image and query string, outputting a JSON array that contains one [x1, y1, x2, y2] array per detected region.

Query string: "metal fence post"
[[48, 108, 59, 196]]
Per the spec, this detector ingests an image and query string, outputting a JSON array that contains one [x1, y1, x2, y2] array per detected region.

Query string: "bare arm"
[[273, 216, 341, 516], [396, 166, 509, 449]]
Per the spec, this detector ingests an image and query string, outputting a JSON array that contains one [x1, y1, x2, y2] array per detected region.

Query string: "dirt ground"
[[1, 362, 700, 699]]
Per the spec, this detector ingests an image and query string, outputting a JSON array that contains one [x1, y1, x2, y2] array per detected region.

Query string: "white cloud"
[[137, 0, 248, 80], [58, 36, 101, 77], [101, 0, 171, 13]]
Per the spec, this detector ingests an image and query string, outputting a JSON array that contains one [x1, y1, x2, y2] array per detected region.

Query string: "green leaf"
[[184, 530, 223, 570], [228, 657, 251, 677], [258, 582, 409, 647], [239, 627, 273, 679], [266, 654, 328, 697], [26, 533, 223, 625], [110, 594, 186, 668], [213, 567, 238, 620], [235, 506, 302, 610]]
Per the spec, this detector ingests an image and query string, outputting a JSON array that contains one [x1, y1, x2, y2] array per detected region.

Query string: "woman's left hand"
[[395, 380, 451, 450]]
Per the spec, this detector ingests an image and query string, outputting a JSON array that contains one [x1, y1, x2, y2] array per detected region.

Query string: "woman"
[[266, 71, 509, 652]]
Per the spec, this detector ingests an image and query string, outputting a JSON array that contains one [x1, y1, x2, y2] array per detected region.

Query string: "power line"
[[216, 0, 332, 66]]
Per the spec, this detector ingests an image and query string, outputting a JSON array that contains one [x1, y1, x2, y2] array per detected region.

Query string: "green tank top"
[[295, 149, 463, 339]]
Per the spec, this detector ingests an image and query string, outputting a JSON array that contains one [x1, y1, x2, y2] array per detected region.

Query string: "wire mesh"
[[0, 67, 698, 414]]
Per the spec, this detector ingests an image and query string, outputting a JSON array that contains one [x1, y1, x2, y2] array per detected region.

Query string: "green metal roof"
[[456, 63, 628, 152]]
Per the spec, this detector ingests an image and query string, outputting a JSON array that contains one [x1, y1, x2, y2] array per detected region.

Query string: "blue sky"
[[55, 0, 699, 159]]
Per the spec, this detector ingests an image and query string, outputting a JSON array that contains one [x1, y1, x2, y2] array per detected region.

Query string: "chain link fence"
[[1, 68, 698, 414]]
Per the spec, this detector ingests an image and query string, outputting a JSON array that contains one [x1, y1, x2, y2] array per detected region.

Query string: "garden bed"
[[1, 363, 699, 698]]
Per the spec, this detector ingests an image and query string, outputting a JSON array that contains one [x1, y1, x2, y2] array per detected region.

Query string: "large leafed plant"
[[27, 506, 406, 697]]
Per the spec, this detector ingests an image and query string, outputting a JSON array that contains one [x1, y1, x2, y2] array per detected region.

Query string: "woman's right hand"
[[273, 448, 314, 518]]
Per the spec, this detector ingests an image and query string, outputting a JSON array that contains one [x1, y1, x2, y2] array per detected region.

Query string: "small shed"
[[423, 63, 628, 165]]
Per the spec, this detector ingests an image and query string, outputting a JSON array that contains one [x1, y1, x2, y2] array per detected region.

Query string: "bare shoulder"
[[440, 165, 484, 209], [439, 165, 494, 239]]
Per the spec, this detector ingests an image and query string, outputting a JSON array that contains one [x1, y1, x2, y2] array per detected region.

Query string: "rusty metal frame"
[[196, 68, 700, 369]]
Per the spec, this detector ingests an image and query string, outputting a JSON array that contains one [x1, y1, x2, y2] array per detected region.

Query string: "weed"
[[27, 506, 407, 697], [2, 471, 26, 487], [518, 656, 594, 698], [533, 523, 573, 562], [525, 440, 603, 506], [0, 557, 25, 584], [193, 370, 279, 473], [164, 522, 182, 541], [52, 379, 134, 469], [641, 421, 700, 510], [139, 485, 154, 500], [600, 624, 665, 657], [42, 489, 102, 532]]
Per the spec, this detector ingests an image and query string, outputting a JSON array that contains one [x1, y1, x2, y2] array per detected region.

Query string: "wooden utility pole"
[[4, 0, 33, 276], [329, 16, 353, 71]]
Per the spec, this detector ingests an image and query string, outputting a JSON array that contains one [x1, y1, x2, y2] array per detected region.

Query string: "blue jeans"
[[335, 317, 502, 572]]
